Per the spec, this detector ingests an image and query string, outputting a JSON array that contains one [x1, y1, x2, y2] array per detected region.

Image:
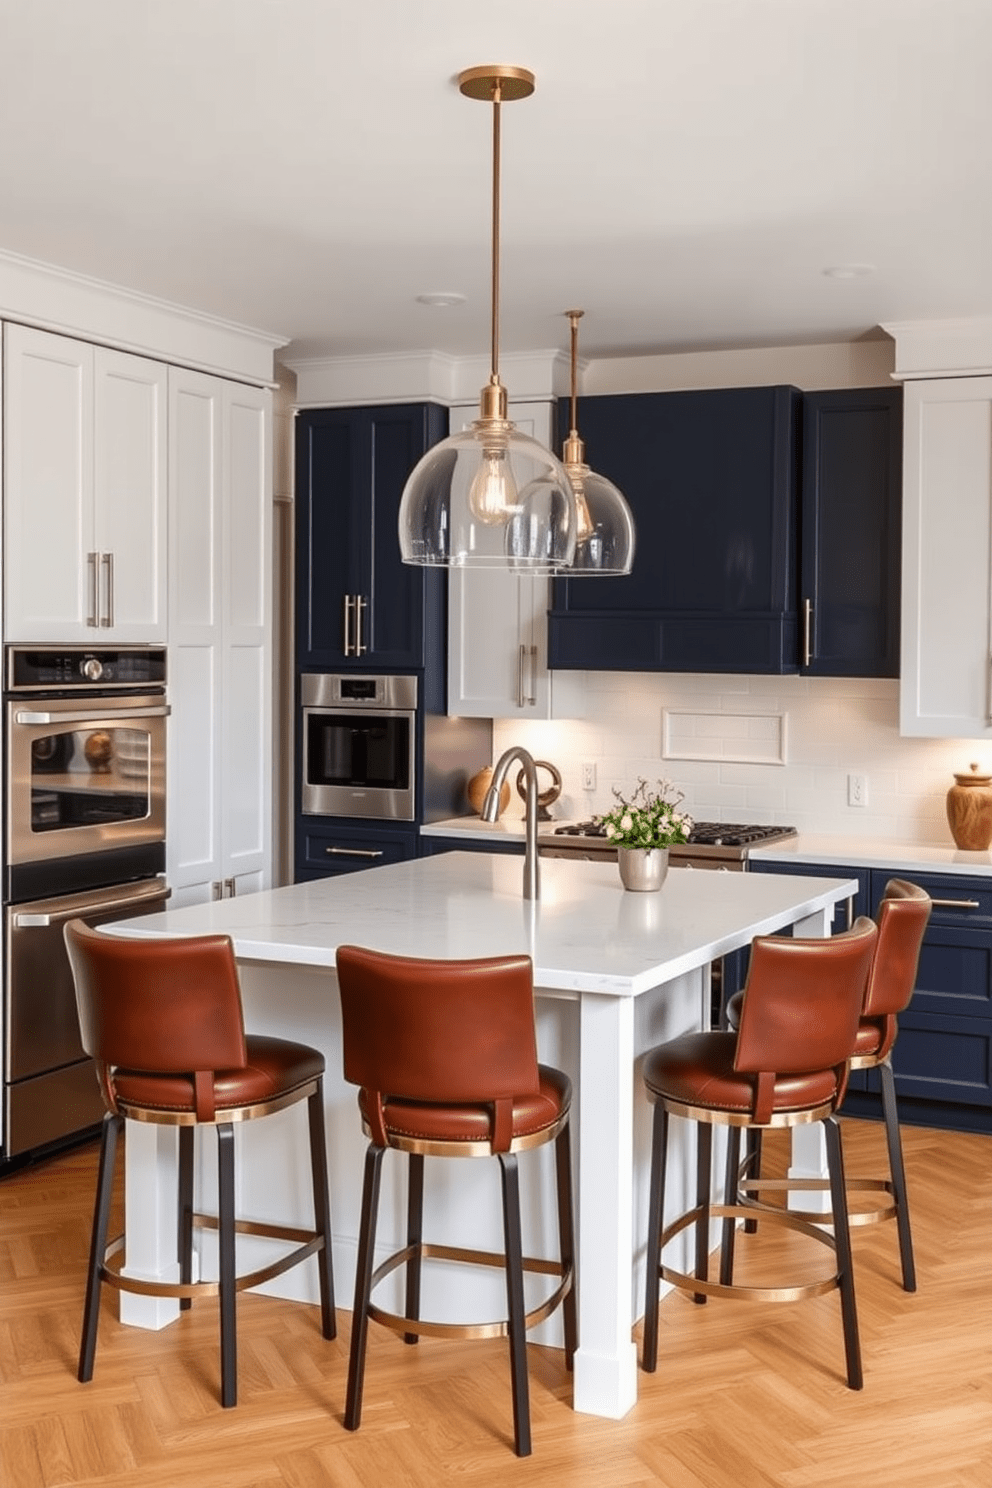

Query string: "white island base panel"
[[111, 854, 856, 1421]]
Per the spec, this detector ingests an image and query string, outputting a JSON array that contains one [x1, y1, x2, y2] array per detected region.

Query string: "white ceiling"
[[1, 0, 989, 366]]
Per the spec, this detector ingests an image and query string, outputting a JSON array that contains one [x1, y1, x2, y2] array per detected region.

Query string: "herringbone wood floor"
[[1, 1119, 990, 1487]]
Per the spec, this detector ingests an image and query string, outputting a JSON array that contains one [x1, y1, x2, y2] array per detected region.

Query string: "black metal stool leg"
[[306, 1080, 337, 1338], [404, 1152, 424, 1345], [345, 1144, 384, 1432], [824, 1116, 863, 1390], [694, 1122, 712, 1303], [217, 1123, 237, 1408], [642, 1101, 668, 1372], [720, 1126, 742, 1286], [879, 1059, 916, 1292], [178, 1125, 195, 1312], [554, 1123, 577, 1370], [79, 1111, 122, 1383], [499, 1151, 531, 1458]]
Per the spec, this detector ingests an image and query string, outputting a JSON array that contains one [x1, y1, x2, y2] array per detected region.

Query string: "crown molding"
[[0, 248, 286, 385], [882, 316, 992, 380], [282, 347, 572, 408]]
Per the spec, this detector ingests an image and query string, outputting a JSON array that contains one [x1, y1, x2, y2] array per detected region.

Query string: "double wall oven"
[[3, 645, 170, 1162]]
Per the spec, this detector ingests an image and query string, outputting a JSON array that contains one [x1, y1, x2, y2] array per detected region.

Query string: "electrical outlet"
[[848, 773, 868, 808], [581, 761, 597, 791]]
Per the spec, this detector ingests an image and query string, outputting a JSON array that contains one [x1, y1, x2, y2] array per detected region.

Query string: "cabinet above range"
[[546, 383, 901, 679], [295, 403, 447, 673]]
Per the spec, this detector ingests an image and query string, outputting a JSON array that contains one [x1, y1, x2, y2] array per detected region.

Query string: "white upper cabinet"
[[446, 400, 556, 719], [900, 376, 992, 737], [166, 367, 271, 906], [3, 322, 166, 642]]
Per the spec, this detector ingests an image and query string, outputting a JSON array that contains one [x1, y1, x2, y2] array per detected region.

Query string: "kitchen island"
[[110, 852, 856, 1419]]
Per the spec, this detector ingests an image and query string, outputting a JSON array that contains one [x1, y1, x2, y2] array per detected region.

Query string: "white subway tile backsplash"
[[494, 669, 977, 844]]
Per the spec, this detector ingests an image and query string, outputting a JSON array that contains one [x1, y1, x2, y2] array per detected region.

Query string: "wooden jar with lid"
[[946, 763, 992, 850]]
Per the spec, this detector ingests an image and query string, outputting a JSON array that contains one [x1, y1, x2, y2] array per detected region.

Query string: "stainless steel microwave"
[[300, 673, 417, 821]]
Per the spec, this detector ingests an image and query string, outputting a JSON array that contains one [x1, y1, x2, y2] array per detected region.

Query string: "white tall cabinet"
[[446, 400, 556, 719], [166, 368, 272, 907], [899, 376, 992, 737], [3, 322, 167, 642]]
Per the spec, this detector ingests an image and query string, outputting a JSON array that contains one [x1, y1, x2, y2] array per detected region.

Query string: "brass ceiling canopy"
[[457, 65, 535, 103]]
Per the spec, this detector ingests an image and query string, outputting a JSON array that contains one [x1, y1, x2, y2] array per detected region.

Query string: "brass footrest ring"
[[738, 1174, 898, 1228], [660, 1203, 841, 1304], [367, 1241, 573, 1342], [97, 1214, 326, 1300]]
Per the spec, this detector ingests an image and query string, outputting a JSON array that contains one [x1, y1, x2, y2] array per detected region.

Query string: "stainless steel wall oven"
[[2, 645, 170, 1162], [300, 673, 417, 822]]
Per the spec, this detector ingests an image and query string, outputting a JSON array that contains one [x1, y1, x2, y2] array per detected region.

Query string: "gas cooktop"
[[544, 819, 798, 860]]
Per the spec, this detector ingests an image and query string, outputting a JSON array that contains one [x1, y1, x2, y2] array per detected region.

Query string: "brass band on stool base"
[[660, 1201, 852, 1305], [365, 1239, 573, 1342]]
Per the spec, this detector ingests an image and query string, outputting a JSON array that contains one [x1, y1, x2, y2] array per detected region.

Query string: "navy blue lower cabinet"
[[296, 822, 418, 880], [419, 835, 524, 858]]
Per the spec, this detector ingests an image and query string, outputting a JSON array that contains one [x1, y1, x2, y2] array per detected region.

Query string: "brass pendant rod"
[[489, 79, 502, 388], [567, 310, 583, 437]]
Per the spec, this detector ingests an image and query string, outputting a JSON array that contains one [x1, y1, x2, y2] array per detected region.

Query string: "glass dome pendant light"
[[398, 66, 578, 572], [562, 310, 635, 575]]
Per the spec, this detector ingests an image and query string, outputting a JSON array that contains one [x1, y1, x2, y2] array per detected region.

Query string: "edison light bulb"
[[468, 444, 518, 525], [569, 470, 595, 543]]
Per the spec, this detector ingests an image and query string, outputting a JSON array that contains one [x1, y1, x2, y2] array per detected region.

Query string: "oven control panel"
[[6, 646, 167, 692]]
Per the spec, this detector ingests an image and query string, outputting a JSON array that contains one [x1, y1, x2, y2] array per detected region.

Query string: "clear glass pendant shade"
[[398, 417, 578, 571], [566, 462, 636, 574]]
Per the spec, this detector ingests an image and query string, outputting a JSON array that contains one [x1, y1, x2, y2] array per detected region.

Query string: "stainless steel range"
[[540, 819, 798, 868]]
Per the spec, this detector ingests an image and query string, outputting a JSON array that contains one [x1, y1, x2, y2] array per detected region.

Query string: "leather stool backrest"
[[862, 878, 931, 1021], [336, 945, 540, 1147], [735, 917, 878, 1089], [64, 918, 247, 1113]]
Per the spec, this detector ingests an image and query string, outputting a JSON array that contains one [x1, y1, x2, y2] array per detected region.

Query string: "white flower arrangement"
[[596, 778, 693, 851]]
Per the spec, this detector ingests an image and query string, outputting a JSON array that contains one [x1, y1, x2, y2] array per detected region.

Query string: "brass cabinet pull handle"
[[87, 552, 99, 627], [930, 897, 981, 909], [803, 598, 812, 668], [356, 595, 367, 656], [100, 552, 114, 628], [343, 594, 354, 655], [525, 644, 538, 706], [517, 644, 526, 708], [324, 846, 384, 859]]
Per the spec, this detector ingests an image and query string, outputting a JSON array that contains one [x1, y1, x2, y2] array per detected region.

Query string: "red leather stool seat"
[[64, 918, 336, 1410], [114, 1036, 326, 1117], [336, 944, 577, 1459], [641, 917, 879, 1393]]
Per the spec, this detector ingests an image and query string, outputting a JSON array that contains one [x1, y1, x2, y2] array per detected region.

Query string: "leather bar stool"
[[725, 879, 931, 1290], [642, 917, 878, 1389], [64, 918, 336, 1409], [335, 945, 577, 1459]]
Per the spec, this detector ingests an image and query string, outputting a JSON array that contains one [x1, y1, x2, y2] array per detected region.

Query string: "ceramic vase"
[[617, 846, 669, 892], [946, 763, 992, 850]]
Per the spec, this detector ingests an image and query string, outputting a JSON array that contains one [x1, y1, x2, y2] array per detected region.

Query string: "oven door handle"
[[12, 880, 172, 928], [14, 704, 171, 725]]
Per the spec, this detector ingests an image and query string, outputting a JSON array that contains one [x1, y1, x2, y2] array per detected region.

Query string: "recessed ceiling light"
[[415, 292, 466, 307], [822, 264, 876, 280]]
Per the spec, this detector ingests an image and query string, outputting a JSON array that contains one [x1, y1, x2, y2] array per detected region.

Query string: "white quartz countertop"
[[749, 833, 992, 878], [421, 813, 530, 844], [113, 853, 856, 997]]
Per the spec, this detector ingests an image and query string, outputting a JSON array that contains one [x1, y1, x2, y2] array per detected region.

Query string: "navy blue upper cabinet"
[[800, 388, 902, 678], [296, 404, 448, 670], [547, 386, 801, 673]]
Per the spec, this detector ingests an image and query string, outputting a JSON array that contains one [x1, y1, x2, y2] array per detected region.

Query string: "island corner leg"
[[787, 903, 833, 1212], [572, 989, 639, 1419]]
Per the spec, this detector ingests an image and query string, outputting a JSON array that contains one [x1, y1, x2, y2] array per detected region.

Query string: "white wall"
[[493, 672, 977, 846]]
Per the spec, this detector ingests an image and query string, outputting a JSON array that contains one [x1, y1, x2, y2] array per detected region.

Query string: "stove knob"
[[81, 657, 104, 681]]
